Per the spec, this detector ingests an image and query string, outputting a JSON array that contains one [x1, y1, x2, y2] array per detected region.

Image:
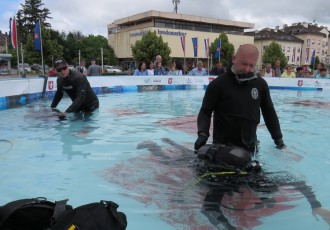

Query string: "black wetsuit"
[[197, 65, 283, 150], [51, 70, 99, 113]]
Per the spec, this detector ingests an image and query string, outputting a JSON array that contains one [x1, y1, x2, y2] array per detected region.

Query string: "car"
[[31, 64, 50, 72], [68, 65, 75, 70], [104, 65, 122, 73], [18, 63, 32, 73]]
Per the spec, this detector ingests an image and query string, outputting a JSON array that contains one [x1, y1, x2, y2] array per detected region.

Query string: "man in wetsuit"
[[50, 58, 99, 119], [194, 44, 285, 152]]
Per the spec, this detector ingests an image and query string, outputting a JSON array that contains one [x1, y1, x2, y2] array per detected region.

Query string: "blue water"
[[0, 89, 330, 230]]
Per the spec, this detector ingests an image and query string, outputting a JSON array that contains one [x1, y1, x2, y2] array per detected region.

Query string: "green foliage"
[[309, 56, 320, 70], [17, 0, 52, 44], [209, 33, 235, 67], [262, 41, 287, 68], [131, 31, 171, 65]]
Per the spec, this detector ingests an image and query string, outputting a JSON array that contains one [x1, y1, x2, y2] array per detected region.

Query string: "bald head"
[[232, 44, 259, 75]]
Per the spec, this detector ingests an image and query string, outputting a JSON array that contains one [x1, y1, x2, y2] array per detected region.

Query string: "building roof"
[[245, 28, 304, 43], [108, 10, 254, 30], [282, 22, 326, 36]]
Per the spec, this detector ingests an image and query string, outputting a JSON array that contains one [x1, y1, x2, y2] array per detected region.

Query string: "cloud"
[[1, 0, 330, 37]]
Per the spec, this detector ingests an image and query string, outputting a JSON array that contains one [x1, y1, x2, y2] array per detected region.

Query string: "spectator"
[[50, 58, 99, 119], [315, 68, 330, 79], [87, 59, 102, 76], [210, 62, 225, 77], [167, 61, 182, 75], [273, 59, 283, 77], [154, 61, 166, 75], [281, 65, 296, 78], [313, 63, 325, 77], [77, 60, 87, 76], [295, 67, 304, 78], [188, 61, 208, 76], [304, 71, 312, 78], [194, 44, 285, 152], [154, 55, 165, 74], [146, 61, 155, 76], [133, 62, 149, 76], [261, 63, 275, 77]]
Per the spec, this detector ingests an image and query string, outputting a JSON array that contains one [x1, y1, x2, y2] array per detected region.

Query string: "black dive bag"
[[0, 197, 127, 230]]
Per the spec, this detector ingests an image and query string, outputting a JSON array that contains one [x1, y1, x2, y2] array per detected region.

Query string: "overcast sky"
[[1, 0, 330, 37]]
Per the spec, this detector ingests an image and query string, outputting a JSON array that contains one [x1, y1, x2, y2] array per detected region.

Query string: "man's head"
[[265, 63, 272, 73], [320, 68, 328, 77], [155, 55, 162, 64], [216, 62, 223, 69], [296, 67, 303, 75], [54, 57, 69, 77], [274, 59, 281, 67], [232, 44, 259, 75], [80, 61, 86, 66], [197, 61, 204, 70]]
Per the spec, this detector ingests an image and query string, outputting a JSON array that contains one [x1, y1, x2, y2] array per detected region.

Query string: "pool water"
[[1, 89, 330, 230]]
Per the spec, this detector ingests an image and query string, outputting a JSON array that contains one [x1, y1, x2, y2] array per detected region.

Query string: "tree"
[[16, 0, 52, 44], [262, 41, 287, 69], [209, 33, 235, 67], [310, 56, 320, 70], [131, 31, 171, 65]]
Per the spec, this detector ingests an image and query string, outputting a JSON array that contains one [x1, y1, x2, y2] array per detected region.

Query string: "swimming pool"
[[1, 89, 330, 229]]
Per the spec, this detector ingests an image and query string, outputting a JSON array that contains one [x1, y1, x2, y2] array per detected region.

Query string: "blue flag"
[[310, 49, 316, 64], [192, 37, 198, 58], [34, 21, 41, 50], [215, 39, 221, 59]]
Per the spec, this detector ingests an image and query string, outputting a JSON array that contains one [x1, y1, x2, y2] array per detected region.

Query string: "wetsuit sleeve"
[[197, 81, 218, 137], [260, 80, 283, 141], [50, 78, 64, 108], [288, 181, 322, 209], [65, 77, 87, 113]]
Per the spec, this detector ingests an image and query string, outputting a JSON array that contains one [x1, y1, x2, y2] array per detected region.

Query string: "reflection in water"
[[104, 136, 329, 229]]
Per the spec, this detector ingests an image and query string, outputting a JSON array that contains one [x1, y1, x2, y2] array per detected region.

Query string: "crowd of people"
[[260, 60, 330, 78]]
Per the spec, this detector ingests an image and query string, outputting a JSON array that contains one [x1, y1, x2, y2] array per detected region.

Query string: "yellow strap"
[[67, 225, 76, 230]]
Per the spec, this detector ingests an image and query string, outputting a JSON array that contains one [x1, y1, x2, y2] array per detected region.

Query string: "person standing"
[[77, 60, 87, 76], [210, 62, 225, 77], [194, 44, 285, 152], [188, 61, 208, 76], [260, 63, 275, 77], [281, 65, 296, 78], [133, 61, 149, 76], [50, 58, 99, 119], [273, 59, 283, 77], [87, 58, 102, 76]]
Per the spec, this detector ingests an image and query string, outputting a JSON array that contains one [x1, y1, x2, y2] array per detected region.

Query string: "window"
[[311, 39, 315, 45], [286, 56, 289, 61], [297, 48, 301, 53], [282, 46, 285, 52], [297, 57, 300, 62], [318, 40, 320, 45], [307, 39, 311, 46], [287, 47, 290, 52]]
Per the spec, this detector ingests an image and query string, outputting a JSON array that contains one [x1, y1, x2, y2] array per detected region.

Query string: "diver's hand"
[[194, 134, 208, 150], [275, 139, 286, 150], [313, 207, 330, 226]]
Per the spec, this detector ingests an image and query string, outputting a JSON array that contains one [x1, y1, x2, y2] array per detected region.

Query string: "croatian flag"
[[180, 35, 185, 55], [192, 37, 198, 58], [9, 17, 17, 49], [34, 21, 41, 50], [204, 38, 209, 58], [215, 39, 221, 59]]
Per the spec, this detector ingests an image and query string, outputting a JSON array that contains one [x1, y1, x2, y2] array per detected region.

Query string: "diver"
[[139, 138, 330, 229]]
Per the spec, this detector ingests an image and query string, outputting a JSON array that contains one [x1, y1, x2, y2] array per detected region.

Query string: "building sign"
[[157, 29, 187, 36], [130, 30, 150, 37]]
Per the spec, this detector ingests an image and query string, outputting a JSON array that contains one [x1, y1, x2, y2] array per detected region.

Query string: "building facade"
[[107, 10, 254, 67]]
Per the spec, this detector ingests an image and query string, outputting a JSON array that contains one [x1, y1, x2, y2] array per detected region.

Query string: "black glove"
[[194, 134, 208, 150], [275, 139, 286, 150]]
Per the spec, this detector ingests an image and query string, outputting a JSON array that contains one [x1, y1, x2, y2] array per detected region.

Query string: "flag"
[[310, 49, 316, 64], [204, 38, 209, 58], [292, 47, 296, 63], [305, 48, 310, 64], [34, 21, 41, 50], [192, 37, 198, 58], [180, 35, 185, 55], [215, 39, 221, 59], [9, 17, 17, 49]]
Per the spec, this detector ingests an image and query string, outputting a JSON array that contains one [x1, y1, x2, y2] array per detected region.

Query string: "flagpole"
[[21, 42, 25, 78], [39, 19, 45, 75], [219, 39, 221, 63], [13, 17, 20, 77]]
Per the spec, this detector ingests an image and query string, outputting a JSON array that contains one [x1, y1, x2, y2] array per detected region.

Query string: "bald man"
[[194, 44, 285, 152]]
